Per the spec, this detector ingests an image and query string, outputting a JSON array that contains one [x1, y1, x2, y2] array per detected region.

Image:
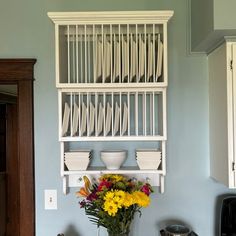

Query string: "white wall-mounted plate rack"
[[48, 11, 173, 194]]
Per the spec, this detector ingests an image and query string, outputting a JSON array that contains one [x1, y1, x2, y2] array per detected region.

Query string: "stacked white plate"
[[136, 149, 161, 170], [64, 150, 92, 171]]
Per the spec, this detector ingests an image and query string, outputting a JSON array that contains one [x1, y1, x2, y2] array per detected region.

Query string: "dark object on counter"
[[220, 196, 236, 236], [160, 224, 198, 236]]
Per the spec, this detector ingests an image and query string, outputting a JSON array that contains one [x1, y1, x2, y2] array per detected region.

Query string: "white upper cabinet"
[[209, 41, 236, 188]]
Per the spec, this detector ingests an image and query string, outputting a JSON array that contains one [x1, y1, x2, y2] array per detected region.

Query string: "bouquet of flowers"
[[76, 174, 153, 236]]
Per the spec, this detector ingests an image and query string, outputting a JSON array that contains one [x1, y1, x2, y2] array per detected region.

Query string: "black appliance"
[[220, 196, 236, 236]]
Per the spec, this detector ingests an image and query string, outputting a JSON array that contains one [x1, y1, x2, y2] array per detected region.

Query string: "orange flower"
[[76, 187, 90, 197]]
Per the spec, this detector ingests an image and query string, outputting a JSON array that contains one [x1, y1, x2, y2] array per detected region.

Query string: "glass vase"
[[107, 225, 130, 236], [107, 231, 129, 236]]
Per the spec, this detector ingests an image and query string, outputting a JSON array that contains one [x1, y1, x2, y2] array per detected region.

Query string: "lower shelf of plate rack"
[[61, 167, 165, 194]]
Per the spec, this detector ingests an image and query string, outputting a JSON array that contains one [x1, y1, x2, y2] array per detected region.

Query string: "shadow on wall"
[[58, 225, 80, 236]]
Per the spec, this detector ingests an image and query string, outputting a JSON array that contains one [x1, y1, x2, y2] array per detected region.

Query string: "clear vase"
[[107, 231, 129, 236], [107, 226, 130, 236]]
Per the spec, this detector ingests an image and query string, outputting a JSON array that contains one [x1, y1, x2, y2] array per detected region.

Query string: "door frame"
[[0, 59, 36, 236]]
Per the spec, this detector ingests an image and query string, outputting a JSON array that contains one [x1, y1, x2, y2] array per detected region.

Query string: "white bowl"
[[100, 150, 127, 170], [137, 158, 161, 170], [65, 159, 90, 170]]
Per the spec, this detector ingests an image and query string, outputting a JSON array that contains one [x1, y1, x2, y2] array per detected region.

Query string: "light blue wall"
[[190, 0, 236, 52], [214, 0, 236, 30], [0, 0, 234, 235]]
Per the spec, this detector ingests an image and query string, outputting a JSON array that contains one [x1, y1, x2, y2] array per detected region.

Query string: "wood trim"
[[0, 59, 36, 236], [6, 104, 19, 236], [0, 59, 36, 81], [18, 80, 34, 236]]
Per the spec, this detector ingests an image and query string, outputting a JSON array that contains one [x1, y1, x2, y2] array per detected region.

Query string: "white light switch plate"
[[44, 189, 57, 210]]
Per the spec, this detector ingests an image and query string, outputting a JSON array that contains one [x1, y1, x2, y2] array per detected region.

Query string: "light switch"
[[44, 189, 57, 210]]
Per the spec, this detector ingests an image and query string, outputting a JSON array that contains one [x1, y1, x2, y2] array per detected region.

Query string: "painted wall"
[[191, 0, 236, 52], [0, 0, 235, 235], [214, 0, 236, 30], [191, 0, 214, 51]]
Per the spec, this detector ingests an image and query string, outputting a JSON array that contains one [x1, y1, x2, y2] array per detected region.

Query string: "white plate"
[[129, 35, 134, 81], [97, 103, 104, 135], [96, 39, 102, 82], [113, 102, 120, 135], [121, 102, 128, 135], [156, 34, 163, 80], [130, 35, 137, 82], [72, 102, 79, 136], [80, 102, 87, 136], [147, 35, 153, 81], [113, 36, 120, 82], [62, 102, 70, 136], [89, 102, 95, 135], [122, 35, 128, 82], [104, 39, 111, 82], [157, 41, 163, 79], [93, 34, 97, 82], [105, 102, 112, 136], [139, 35, 145, 81]]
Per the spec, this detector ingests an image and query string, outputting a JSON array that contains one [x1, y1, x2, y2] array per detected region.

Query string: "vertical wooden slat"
[[80, 28, 83, 83], [103, 92, 106, 136], [55, 24, 60, 85], [67, 25, 70, 83], [70, 92, 73, 136], [135, 24, 138, 82], [118, 24, 121, 83], [143, 92, 146, 136], [88, 28, 91, 83], [119, 92, 122, 136], [78, 92, 81, 136], [127, 92, 130, 136], [153, 24, 155, 83], [85, 25, 87, 83], [95, 92, 98, 136], [144, 24, 147, 83], [152, 91, 155, 135], [111, 92, 114, 136], [76, 25, 79, 83], [87, 92, 89, 136], [93, 25, 96, 83], [163, 23, 168, 84], [102, 25, 104, 83], [127, 24, 130, 83], [110, 24, 113, 84], [135, 92, 138, 135], [72, 30, 75, 83]]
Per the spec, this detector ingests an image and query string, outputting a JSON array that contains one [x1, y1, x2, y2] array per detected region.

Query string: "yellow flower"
[[103, 200, 118, 216], [99, 174, 125, 183], [123, 193, 134, 208], [114, 190, 125, 200], [113, 196, 123, 208], [132, 191, 150, 207], [112, 174, 125, 182], [104, 191, 115, 201]]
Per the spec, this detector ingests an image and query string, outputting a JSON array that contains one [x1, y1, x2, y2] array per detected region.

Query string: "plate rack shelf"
[[48, 11, 173, 194]]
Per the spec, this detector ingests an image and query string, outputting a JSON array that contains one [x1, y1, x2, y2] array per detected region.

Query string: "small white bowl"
[[100, 150, 127, 170]]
